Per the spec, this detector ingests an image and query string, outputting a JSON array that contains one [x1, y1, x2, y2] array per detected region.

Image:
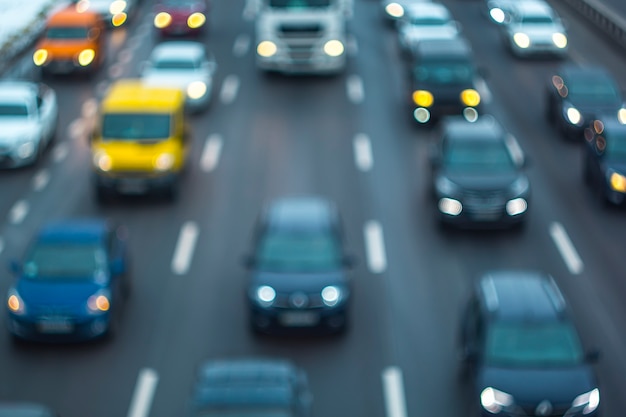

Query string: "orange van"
[[33, 6, 105, 75]]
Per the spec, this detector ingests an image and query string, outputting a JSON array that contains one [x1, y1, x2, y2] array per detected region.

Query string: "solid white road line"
[[9, 200, 29, 225], [32, 169, 50, 192], [127, 368, 159, 417], [475, 77, 492, 105], [233, 34, 251, 57], [347, 75, 364, 104], [549, 222, 584, 275], [172, 221, 199, 275], [52, 143, 69, 163], [364, 221, 387, 274], [220, 75, 240, 104], [353, 133, 373, 172], [504, 134, 524, 166], [382, 367, 408, 417], [200, 134, 223, 172]]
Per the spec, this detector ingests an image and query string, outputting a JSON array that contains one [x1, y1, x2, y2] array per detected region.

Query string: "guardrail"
[[563, 0, 626, 50]]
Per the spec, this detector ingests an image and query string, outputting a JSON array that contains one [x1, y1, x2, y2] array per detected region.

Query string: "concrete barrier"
[[562, 0, 626, 50]]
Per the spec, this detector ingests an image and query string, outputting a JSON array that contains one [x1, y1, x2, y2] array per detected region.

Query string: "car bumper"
[[40, 59, 99, 75], [510, 42, 568, 57], [250, 304, 348, 334], [256, 54, 346, 75], [436, 197, 529, 228], [7, 314, 111, 342], [94, 171, 179, 195], [0, 144, 40, 168], [157, 23, 205, 36]]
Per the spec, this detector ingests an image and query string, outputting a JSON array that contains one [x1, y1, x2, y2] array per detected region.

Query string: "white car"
[[381, 0, 432, 21], [503, 1, 568, 57], [74, 0, 137, 26], [141, 41, 217, 112], [0, 82, 58, 168], [397, 3, 459, 52]]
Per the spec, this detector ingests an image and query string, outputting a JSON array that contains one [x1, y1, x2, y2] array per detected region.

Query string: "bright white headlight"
[[552, 32, 568, 48], [572, 388, 599, 414], [110, 0, 127, 14], [566, 107, 582, 125], [513, 33, 530, 48], [17, 141, 35, 159], [256, 285, 276, 307], [187, 81, 207, 99], [154, 153, 175, 171], [438, 198, 462, 216], [481, 387, 514, 414], [321, 286, 341, 306], [323, 39, 344, 57], [490, 8, 505, 23]]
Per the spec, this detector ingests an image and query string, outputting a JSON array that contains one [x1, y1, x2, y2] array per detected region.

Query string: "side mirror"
[[585, 349, 600, 363], [8, 259, 21, 275]]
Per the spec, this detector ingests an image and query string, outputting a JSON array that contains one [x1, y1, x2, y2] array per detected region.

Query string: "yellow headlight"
[[324, 40, 344, 57], [78, 49, 95, 66], [187, 12, 206, 29], [618, 109, 626, 125], [257, 41, 277, 57], [385, 2, 404, 18], [154, 12, 172, 28], [94, 152, 112, 171], [461, 89, 481, 107], [610, 172, 626, 192], [88, 294, 110, 312], [552, 33, 567, 49], [513, 33, 530, 48], [413, 90, 434, 107], [33, 49, 48, 66], [187, 81, 207, 99], [112, 12, 127, 27], [8, 295, 21, 312]]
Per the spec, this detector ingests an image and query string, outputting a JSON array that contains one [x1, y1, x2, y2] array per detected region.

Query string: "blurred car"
[[141, 41, 216, 112], [546, 65, 626, 139], [381, 0, 432, 21], [459, 271, 600, 417], [0, 81, 58, 168], [429, 116, 530, 228], [409, 37, 482, 124], [397, 3, 459, 52], [190, 359, 312, 417], [484, 0, 539, 24], [33, 6, 105, 75], [502, 1, 568, 57], [244, 196, 353, 334], [153, 0, 209, 37], [583, 118, 626, 205], [0, 403, 59, 417], [74, 0, 137, 27], [6, 219, 130, 342]]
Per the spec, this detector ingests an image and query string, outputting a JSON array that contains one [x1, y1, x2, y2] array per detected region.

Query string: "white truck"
[[254, 0, 352, 74]]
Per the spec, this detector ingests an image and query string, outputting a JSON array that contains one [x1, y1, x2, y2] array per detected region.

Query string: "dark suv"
[[459, 271, 600, 417]]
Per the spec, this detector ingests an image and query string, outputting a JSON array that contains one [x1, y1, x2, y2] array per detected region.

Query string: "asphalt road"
[[1, 0, 626, 417]]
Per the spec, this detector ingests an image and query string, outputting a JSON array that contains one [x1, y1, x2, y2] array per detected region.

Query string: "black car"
[[429, 116, 530, 228], [546, 64, 626, 139], [459, 271, 600, 417], [409, 37, 482, 124], [244, 196, 352, 334], [583, 118, 626, 205], [189, 359, 312, 417]]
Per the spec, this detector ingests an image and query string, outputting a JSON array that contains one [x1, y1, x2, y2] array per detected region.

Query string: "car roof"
[[412, 37, 472, 60], [442, 115, 505, 141], [478, 271, 567, 323], [151, 42, 206, 62], [513, 1, 554, 17], [0, 82, 38, 103], [264, 196, 337, 232], [36, 219, 109, 244], [404, 2, 451, 18]]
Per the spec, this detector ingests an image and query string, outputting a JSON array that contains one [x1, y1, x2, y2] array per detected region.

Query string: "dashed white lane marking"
[[243, 0, 259, 21], [52, 143, 69, 163], [127, 368, 159, 417], [475, 77, 492, 104], [364, 221, 387, 274], [96, 80, 110, 97], [109, 63, 124, 79], [353, 133, 373, 172], [347, 35, 358, 56], [233, 34, 251, 57], [504, 134, 524, 166], [9, 200, 29, 225], [347, 75, 364, 104], [82, 98, 98, 118], [118, 48, 133, 65], [69, 119, 85, 141], [32, 169, 50, 192], [127, 37, 142, 51], [200, 134, 223, 172], [172, 221, 199, 275], [0, 238, 5, 255], [220, 75, 240, 104], [549, 222, 584, 275], [382, 367, 408, 417]]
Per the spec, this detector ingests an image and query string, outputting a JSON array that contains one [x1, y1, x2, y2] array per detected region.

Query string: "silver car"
[[141, 41, 217, 113], [0, 82, 58, 168], [397, 3, 460, 52], [381, 0, 432, 21]]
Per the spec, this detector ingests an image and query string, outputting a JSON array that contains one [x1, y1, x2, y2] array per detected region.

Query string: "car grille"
[[273, 292, 325, 309], [278, 23, 323, 38]]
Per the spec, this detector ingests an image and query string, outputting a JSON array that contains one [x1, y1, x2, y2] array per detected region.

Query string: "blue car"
[[6, 219, 130, 342]]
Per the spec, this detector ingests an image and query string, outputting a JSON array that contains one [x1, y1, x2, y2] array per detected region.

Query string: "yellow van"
[[90, 80, 190, 202]]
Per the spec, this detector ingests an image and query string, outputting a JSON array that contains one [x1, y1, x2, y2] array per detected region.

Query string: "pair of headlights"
[[154, 12, 206, 29], [564, 107, 626, 127], [33, 49, 96, 67], [8, 288, 110, 315], [481, 387, 599, 415], [256, 40, 345, 58], [412, 89, 481, 108], [93, 152, 175, 172], [512, 32, 568, 49], [255, 285, 343, 308]]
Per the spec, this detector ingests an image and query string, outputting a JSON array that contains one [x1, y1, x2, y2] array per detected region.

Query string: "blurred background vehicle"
[[381, 0, 432, 22], [152, 0, 209, 37], [74, 0, 138, 27], [396, 2, 460, 53], [0, 402, 59, 417]]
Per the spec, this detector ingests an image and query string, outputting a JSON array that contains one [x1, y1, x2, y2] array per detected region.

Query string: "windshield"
[[520, 15, 554, 25], [23, 243, 107, 279], [444, 138, 516, 173], [268, 0, 331, 8], [153, 59, 199, 70], [256, 232, 341, 272], [409, 17, 448, 26], [568, 80, 620, 105], [102, 113, 171, 140], [485, 322, 584, 367], [414, 61, 474, 85], [45, 26, 89, 39], [605, 132, 626, 159], [0, 103, 29, 117]]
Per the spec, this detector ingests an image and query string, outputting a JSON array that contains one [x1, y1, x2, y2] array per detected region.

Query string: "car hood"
[[509, 24, 565, 37], [15, 278, 104, 315], [603, 160, 626, 175], [252, 270, 347, 293], [565, 98, 622, 116], [142, 71, 208, 89], [478, 365, 596, 406], [444, 170, 520, 192], [0, 120, 38, 143], [402, 25, 458, 41]]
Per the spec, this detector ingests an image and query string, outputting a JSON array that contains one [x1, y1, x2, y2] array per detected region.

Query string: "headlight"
[[481, 387, 514, 414], [413, 90, 434, 107], [323, 40, 344, 57], [78, 49, 95, 66], [513, 33, 530, 48], [460, 89, 481, 107], [109, 0, 127, 14], [255, 285, 276, 307], [187, 81, 207, 99], [87, 290, 111, 314], [17, 141, 36, 159], [435, 176, 458, 195], [572, 388, 599, 414], [552, 32, 568, 48], [321, 286, 341, 307], [94, 151, 112, 171], [617, 108, 626, 124], [154, 12, 172, 28], [506, 198, 527, 216], [609, 171, 626, 192], [154, 153, 175, 171], [257, 41, 277, 57], [438, 198, 462, 216], [7, 288, 26, 315], [510, 176, 529, 196], [188, 12, 206, 29], [33, 49, 48, 66], [565, 106, 582, 125], [112, 13, 127, 27], [489, 8, 505, 24], [76, 0, 90, 13], [385, 2, 404, 18]]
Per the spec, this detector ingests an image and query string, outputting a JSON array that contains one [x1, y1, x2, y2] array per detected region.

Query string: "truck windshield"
[[102, 113, 171, 140], [268, 0, 332, 8]]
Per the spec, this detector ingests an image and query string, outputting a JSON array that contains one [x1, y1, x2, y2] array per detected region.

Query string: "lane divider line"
[[382, 367, 408, 417], [32, 169, 50, 192], [353, 133, 373, 172], [549, 221, 584, 275], [364, 220, 387, 274], [0, 238, 5, 255], [52, 143, 69, 163], [220, 75, 240, 105], [347, 75, 364, 104], [200, 134, 223, 172], [9, 200, 29, 225], [126, 368, 159, 417], [68, 119, 85, 141], [233, 34, 251, 57], [172, 221, 199, 275]]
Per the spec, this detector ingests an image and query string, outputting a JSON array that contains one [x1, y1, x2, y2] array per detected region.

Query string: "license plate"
[[279, 311, 319, 327], [118, 179, 147, 194], [38, 319, 73, 334]]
